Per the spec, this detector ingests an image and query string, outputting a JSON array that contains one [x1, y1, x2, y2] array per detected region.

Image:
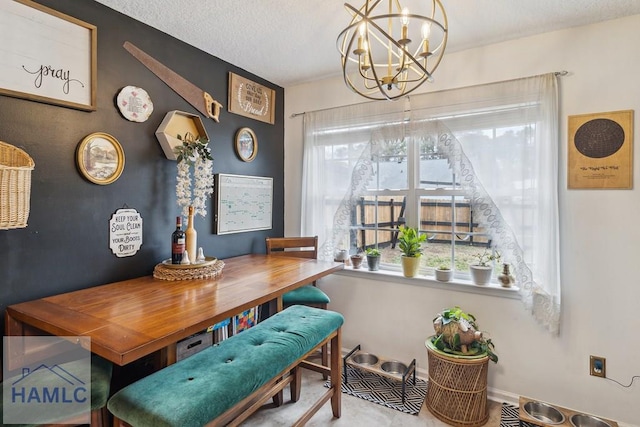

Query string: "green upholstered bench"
[[107, 305, 344, 427], [0, 354, 113, 427]]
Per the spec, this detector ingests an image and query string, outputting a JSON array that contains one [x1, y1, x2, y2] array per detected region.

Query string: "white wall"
[[284, 15, 640, 426]]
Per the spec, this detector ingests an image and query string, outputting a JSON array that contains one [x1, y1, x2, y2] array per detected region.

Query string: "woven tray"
[[153, 259, 225, 281]]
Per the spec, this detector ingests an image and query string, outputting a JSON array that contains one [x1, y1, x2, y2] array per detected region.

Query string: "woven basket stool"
[[425, 338, 489, 427]]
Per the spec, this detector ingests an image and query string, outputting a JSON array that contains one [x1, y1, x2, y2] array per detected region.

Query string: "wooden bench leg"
[[330, 327, 342, 418], [321, 342, 329, 380], [290, 366, 302, 402]]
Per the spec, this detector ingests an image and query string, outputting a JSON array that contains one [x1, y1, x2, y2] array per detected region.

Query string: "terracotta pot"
[[350, 255, 363, 269], [401, 255, 421, 277]]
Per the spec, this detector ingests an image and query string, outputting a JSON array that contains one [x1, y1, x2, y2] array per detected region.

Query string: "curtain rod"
[[290, 70, 569, 118]]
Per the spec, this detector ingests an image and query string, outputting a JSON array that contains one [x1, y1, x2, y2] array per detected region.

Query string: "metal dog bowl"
[[523, 401, 565, 425], [351, 352, 379, 366], [380, 360, 407, 375], [570, 414, 611, 427]]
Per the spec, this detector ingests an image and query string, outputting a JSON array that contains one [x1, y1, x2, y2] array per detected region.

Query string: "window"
[[302, 74, 561, 334], [325, 120, 500, 279]]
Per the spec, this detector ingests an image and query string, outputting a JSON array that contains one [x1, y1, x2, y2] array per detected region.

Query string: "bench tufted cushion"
[[107, 305, 344, 427]]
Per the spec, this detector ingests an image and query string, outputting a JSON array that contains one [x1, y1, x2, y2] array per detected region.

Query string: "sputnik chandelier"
[[337, 0, 448, 101]]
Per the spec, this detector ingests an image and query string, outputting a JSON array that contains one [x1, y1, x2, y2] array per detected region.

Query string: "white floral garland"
[[175, 138, 214, 218]]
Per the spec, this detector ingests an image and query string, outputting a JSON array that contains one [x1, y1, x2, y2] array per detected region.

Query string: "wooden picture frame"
[[0, 0, 97, 111], [228, 73, 275, 124], [214, 173, 273, 234], [76, 133, 125, 185], [235, 127, 258, 162], [568, 110, 633, 189]]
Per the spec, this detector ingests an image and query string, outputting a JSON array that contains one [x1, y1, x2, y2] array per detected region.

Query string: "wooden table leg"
[[4, 310, 26, 371]]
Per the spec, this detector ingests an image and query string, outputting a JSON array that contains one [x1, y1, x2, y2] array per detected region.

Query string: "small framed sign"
[[0, 0, 97, 111], [228, 73, 275, 124], [109, 208, 143, 257]]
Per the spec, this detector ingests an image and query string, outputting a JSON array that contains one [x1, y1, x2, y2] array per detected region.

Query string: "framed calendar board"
[[214, 174, 273, 234]]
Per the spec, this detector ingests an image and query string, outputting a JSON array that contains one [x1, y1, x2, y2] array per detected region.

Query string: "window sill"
[[334, 266, 521, 300]]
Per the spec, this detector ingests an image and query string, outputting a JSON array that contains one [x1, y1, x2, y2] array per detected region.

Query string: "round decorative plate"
[[116, 86, 153, 122], [161, 256, 217, 269]]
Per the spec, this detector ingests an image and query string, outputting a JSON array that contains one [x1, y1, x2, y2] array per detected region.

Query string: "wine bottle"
[[171, 216, 185, 264]]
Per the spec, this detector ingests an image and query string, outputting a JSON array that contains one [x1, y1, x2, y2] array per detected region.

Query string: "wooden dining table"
[[4, 254, 343, 369]]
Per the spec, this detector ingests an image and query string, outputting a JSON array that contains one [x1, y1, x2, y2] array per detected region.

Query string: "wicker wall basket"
[[0, 141, 35, 230]]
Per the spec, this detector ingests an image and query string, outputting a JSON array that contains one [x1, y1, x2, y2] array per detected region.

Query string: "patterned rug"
[[501, 403, 535, 427], [324, 365, 428, 415]]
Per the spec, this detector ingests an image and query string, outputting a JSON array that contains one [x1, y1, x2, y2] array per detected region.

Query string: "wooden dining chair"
[[265, 236, 331, 377]]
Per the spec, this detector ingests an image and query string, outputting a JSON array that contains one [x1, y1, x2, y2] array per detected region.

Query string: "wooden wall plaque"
[[228, 73, 275, 124]]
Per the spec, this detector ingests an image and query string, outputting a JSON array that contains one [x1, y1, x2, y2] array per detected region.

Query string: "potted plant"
[[350, 252, 363, 269], [434, 265, 453, 282], [469, 248, 500, 285], [429, 306, 498, 362], [365, 247, 381, 271], [397, 225, 427, 277]]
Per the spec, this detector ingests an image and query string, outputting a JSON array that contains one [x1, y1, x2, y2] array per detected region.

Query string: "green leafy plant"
[[431, 306, 498, 363], [473, 248, 501, 267], [397, 225, 427, 258], [437, 264, 450, 270], [174, 133, 213, 165], [365, 248, 381, 257]]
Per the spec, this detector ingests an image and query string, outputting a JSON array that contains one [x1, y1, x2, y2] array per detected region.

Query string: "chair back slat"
[[266, 236, 318, 259]]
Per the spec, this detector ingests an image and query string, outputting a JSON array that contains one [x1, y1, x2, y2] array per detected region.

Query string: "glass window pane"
[[420, 196, 454, 269], [371, 139, 408, 190], [418, 136, 457, 190]]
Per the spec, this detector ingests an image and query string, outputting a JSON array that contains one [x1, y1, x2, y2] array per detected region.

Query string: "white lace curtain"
[[301, 74, 561, 334]]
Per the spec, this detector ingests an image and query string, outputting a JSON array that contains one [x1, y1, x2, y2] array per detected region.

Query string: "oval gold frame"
[[76, 132, 125, 185], [235, 127, 257, 162]]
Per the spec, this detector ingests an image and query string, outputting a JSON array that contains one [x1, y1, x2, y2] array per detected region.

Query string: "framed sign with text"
[[228, 72, 275, 124], [0, 0, 97, 111], [568, 110, 633, 189]]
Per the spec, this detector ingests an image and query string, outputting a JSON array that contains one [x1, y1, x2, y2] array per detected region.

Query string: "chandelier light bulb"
[[401, 7, 409, 26], [421, 22, 431, 39]]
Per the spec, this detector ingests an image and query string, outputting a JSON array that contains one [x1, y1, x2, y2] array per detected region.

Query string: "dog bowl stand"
[[519, 396, 618, 427], [343, 344, 416, 404]]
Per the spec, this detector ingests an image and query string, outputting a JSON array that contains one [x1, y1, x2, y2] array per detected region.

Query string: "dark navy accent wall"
[[0, 1, 284, 342]]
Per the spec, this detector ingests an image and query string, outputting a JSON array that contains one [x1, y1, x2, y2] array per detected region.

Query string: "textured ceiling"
[[94, 0, 640, 88]]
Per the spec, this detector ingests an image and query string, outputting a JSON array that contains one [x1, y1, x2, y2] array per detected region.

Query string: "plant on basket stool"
[[431, 306, 498, 363]]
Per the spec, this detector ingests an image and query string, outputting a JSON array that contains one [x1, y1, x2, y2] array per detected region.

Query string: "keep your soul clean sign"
[[109, 208, 143, 257]]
